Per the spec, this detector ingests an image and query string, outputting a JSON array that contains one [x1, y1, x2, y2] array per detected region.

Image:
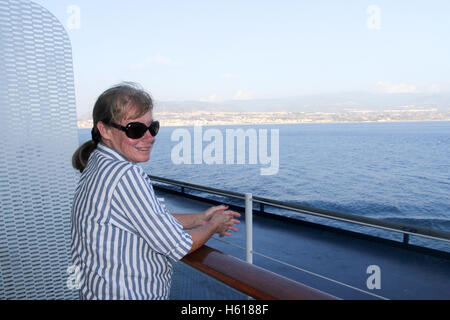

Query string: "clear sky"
[[32, 0, 450, 117]]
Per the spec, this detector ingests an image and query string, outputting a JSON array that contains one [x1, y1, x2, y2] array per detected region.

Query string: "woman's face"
[[103, 110, 156, 163]]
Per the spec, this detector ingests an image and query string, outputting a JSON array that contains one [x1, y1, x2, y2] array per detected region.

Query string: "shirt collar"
[[96, 142, 129, 162]]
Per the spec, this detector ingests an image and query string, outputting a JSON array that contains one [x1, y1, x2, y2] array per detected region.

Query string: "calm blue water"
[[78, 121, 450, 249]]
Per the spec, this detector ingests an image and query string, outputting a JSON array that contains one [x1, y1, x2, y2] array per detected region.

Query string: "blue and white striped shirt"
[[71, 143, 193, 300]]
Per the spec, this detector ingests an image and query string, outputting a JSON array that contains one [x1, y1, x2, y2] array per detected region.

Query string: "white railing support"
[[245, 193, 253, 264]]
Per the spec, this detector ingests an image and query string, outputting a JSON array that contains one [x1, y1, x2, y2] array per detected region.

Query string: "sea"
[[78, 121, 450, 251]]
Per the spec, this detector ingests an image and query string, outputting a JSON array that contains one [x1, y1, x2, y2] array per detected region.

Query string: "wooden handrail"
[[181, 245, 339, 300]]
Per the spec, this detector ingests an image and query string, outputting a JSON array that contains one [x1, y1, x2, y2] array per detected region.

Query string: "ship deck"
[[157, 188, 450, 300]]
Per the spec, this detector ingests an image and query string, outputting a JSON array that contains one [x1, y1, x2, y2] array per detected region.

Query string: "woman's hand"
[[173, 205, 240, 230], [202, 205, 229, 222], [208, 207, 241, 237], [187, 205, 241, 254]]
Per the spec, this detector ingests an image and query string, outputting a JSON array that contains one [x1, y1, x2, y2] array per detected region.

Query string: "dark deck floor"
[[157, 188, 450, 300]]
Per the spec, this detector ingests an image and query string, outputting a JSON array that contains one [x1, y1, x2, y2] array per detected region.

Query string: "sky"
[[32, 0, 450, 117]]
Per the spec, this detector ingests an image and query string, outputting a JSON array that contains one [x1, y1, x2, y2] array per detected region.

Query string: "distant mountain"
[[155, 92, 450, 113], [78, 92, 450, 119]]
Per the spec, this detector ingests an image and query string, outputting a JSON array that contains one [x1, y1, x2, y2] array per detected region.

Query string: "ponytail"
[[72, 126, 101, 173]]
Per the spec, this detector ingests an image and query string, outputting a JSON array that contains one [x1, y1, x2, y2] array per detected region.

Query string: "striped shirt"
[[71, 143, 193, 300]]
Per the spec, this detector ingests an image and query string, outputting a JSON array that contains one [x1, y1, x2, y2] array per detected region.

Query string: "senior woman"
[[71, 83, 240, 300]]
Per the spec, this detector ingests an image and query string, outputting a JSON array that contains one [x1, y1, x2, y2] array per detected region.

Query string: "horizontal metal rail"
[[182, 245, 339, 300], [149, 175, 450, 244]]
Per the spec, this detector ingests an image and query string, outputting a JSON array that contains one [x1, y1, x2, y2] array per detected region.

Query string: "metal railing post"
[[245, 193, 253, 264], [403, 233, 410, 245]]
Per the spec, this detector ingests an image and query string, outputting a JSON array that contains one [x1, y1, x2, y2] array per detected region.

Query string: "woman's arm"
[[186, 210, 240, 254], [172, 205, 241, 254], [171, 213, 205, 229], [172, 205, 231, 229]]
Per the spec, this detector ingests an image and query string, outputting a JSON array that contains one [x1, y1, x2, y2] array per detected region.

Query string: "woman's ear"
[[96, 121, 112, 141]]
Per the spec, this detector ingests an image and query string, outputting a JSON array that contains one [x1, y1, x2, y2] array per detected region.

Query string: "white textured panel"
[[0, 0, 79, 299]]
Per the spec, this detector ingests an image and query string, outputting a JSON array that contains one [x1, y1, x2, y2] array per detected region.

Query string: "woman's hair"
[[72, 82, 153, 172]]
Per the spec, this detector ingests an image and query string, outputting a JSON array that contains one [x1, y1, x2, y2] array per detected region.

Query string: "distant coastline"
[[77, 109, 450, 128]]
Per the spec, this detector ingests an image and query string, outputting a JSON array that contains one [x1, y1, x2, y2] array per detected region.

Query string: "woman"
[[71, 83, 240, 300]]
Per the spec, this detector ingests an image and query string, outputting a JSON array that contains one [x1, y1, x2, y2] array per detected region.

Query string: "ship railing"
[[149, 175, 450, 245], [151, 175, 448, 300]]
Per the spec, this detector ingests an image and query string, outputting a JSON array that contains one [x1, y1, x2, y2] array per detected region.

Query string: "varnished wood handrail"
[[181, 245, 339, 300]]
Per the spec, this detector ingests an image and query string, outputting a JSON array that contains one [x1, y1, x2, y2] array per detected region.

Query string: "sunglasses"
[[110, 120, 160, 139]]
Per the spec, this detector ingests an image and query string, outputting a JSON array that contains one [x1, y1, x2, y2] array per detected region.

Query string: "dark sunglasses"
[[110, 120, 160, 139]]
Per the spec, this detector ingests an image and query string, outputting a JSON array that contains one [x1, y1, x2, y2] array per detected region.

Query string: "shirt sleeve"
[[111, 166, 193, 261]]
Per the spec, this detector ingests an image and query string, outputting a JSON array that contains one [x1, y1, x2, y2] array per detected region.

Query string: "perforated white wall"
[[0, 0, 79, 299]]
